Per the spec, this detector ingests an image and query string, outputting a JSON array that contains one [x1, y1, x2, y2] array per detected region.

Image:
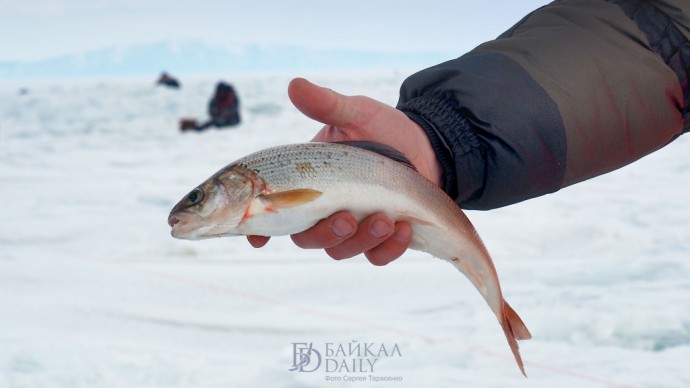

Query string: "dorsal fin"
[[335, 141, 417, 171]]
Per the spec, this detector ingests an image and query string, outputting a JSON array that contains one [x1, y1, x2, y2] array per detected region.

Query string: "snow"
[[1, 71, 689, 388]]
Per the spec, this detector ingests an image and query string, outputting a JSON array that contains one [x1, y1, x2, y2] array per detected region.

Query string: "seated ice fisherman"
[[196, 82, 241, 130], [157, 72, 180, 89]]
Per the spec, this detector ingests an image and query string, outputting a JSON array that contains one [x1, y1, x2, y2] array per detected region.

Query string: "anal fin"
[[501, 299, 532, 377], [505, 300, 532, 341]]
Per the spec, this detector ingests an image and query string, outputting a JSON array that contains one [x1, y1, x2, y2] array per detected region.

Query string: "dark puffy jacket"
[[209, 83, 241, 127], [398, 0, 689, 210]]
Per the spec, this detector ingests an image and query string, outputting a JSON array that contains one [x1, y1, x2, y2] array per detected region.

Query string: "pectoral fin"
[[260, 188, 322, 208]]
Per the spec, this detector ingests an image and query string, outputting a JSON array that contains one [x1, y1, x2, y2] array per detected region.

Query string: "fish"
[[168, 141, 532, 375]]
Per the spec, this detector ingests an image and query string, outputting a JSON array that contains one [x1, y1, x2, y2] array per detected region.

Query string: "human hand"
[[247, 77, 442, 265]]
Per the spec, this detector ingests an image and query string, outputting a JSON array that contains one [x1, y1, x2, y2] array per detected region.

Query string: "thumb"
[[288, 77, 364, 128]]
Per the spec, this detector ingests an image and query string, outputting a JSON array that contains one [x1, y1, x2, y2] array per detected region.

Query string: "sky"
[[0, 0, 551, 62]]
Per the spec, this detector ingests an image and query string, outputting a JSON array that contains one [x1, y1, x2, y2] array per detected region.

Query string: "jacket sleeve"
[[397, 0, 689, 210]]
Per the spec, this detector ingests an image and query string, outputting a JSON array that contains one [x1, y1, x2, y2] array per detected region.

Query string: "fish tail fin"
[[501, 300, 532, 377]]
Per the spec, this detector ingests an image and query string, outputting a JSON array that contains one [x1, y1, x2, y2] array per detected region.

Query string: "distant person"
[[157, 72, 180, 89], [195, 81, 241, 130]]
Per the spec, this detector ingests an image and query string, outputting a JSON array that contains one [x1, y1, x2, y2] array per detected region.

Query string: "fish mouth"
[[168, 212, 210, 240], [168, 212, 192, 238], [168, 215, 180, 227]]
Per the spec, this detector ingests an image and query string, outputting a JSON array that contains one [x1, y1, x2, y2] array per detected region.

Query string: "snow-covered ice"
[[1, 72, 689, 388]]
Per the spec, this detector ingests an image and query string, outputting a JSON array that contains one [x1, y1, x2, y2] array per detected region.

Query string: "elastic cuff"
[[400, 110, 457, 199], [398, 93, 483, 203]]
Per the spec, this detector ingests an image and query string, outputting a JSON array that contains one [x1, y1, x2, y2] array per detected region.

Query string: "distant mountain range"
[[0, 41, 454, 79]]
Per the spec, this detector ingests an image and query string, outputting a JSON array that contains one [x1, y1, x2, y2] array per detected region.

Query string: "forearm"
[[397, 0, 689, 210]]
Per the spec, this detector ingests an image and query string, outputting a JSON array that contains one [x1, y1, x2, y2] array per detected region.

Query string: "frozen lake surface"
[[1, 72, 689, 387]]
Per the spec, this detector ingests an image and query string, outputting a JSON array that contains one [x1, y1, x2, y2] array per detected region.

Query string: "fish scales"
[[236, 143, 405, 189], [169, 142, 532, 376], [234, 144, 484, 259]]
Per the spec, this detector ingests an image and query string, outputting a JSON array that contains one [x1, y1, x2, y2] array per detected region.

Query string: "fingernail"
[[393, 225, 412, 244], [370, 220, 392, 239], [332, 218, 354, 237]]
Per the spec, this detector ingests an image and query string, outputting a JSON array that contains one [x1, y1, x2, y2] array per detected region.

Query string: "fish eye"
[[187, 188, 204, 205]]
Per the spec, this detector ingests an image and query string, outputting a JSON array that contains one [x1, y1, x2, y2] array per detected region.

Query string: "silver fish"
[[168, 141, 531, 375]]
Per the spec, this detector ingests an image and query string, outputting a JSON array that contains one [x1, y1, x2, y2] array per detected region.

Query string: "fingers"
[[311, 124, 351, 143], [247, 235, 270, 248], [291, 211, 357, 249], [325, 213, 393, 259], [248, 212, 356, 249], [288, 77, 341, 124], [364, 222, 412, 266], [290, 211, 412, 264], [253, 211, 412, 265], [324, 214, 410, 265], [288, 77, 374, 130]]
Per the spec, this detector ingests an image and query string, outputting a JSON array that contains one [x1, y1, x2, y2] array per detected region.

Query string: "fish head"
[[168, 166, 258, 239]]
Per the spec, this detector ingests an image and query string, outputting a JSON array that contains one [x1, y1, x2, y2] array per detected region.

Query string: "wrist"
[[411, 121, 444, 187]]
